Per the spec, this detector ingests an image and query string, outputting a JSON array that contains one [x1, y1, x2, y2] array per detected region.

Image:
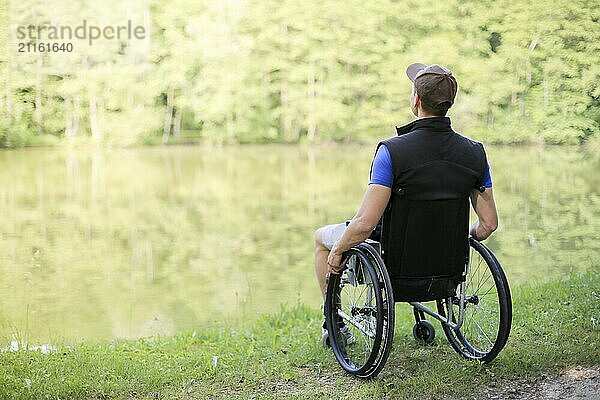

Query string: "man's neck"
[[417, 113, 439, 119]]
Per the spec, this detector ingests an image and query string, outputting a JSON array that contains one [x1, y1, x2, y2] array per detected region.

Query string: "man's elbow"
[[482, 219, 498, 235]]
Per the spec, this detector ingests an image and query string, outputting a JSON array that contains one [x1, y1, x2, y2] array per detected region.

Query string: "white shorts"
[[320, 222, 347, 250]]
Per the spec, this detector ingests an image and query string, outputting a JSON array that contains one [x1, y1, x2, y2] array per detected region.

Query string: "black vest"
[[374, 117, 487, 301]]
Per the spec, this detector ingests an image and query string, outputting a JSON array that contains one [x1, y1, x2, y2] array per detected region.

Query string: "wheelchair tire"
[[437, 238, 512, 363], [413, 320, 436, 344], [324, 243, 395, 379]]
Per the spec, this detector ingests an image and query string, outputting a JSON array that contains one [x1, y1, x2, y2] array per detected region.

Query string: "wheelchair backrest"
[[382, 195, 470, 277], [381, 195, 471, 302]]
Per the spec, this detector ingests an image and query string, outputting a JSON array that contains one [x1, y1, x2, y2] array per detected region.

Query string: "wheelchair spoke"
[[472, 304, 498, 317], [470, 317, 494, 347], [478, 286, 498, 298], [462, 296, 500, 352], [337, 309, 376, 339], [474, 257, 487, 293], [468, 250, 483, 290], [474, 270, 493, 294]]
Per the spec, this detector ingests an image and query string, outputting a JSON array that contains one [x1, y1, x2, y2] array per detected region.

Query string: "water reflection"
[[0, 145, 598, 343]]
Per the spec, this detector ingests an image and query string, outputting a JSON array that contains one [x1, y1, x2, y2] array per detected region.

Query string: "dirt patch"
[[482, 366, 600, 400]]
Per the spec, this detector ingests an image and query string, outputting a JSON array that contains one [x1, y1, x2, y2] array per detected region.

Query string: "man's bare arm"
[[470, 188, 498, 241], [327, 184, 391, 272]]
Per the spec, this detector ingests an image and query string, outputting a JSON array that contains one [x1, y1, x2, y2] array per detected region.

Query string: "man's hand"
[[327, 249, 343, 274]]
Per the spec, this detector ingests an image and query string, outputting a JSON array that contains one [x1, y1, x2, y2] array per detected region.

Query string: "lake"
[[0, 144, 598, 343]]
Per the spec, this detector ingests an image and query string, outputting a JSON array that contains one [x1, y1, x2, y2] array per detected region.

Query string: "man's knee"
[[314, 227, 322, 243], [314, 227, 326, 248]]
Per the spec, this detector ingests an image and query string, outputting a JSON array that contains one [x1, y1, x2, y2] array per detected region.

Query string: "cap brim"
[[406, 63, 428, 82]]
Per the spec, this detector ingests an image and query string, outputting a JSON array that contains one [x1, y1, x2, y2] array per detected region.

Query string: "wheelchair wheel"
[[324, 243, 394, 378], [437, 238, 512, 363], [413, 320, 436, 344]]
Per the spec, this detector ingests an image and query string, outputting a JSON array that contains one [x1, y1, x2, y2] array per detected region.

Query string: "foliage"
[[0, 0, 598, 146]]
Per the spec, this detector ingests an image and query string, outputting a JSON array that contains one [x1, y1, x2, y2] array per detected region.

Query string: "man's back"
[[381, 116, 487, 200]]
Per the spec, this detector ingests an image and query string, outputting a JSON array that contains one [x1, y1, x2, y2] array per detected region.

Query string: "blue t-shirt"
[[369, 145, 493, 188]]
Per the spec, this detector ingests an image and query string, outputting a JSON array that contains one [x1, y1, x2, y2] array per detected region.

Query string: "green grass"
[[1, 271, 598, 399]]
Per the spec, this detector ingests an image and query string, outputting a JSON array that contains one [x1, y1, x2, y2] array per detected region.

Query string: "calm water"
[[0, 144, 598, 343]]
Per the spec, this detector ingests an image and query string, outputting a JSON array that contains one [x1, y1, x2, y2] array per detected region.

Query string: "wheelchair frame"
[[409, 277, 467, 331], [364, 238, 468, 332]]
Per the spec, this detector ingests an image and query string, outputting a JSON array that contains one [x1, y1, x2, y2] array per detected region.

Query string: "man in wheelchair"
[[314, 63, 499, 349]]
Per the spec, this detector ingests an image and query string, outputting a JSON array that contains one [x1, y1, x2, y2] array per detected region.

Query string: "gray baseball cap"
[[406, 63, 458, 110]]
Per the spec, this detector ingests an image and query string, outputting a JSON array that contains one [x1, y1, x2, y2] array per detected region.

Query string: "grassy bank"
[[1, 271, 598, 400]]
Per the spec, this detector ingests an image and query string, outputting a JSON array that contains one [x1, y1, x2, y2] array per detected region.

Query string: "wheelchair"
[[324, 209, 512, 379]]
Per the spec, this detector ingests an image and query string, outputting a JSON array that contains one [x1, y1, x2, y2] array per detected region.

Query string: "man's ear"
[[413, 93, 421, 108], [410, 92, 421, 116], [410, 91, 417, 108]]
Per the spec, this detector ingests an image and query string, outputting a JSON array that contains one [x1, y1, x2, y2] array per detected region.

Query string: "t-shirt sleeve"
[[369, 145, 393, 188], [482, 161, 493, 188]]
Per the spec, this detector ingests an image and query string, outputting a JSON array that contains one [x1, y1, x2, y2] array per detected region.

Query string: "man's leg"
[[314, 223, 347, 299], [314, 223, 356, 347], [314, 228, 330, 300]]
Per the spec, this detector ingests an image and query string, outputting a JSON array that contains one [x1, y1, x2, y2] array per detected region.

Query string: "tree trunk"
[[487, 107, 494, 128], [65, 96, 80, 138], [82, 55, 102, 141], [91, 151, 100, 203], [65, 96, 73, 138], [35, 55, 43, 132], [280, 82, 293, 141], [89, 94, 102, 141], [5, 46, 12, 118], [226, 112, 235, 143], [520, 99, 525, 118], [279, 22, 292, 142], [162, 85, 174, 144], [306, 66, 317, 141], [72, 96, 80, 136], [173, 108, 182, 137], [307, 121, 316, 141], [543, 75, 549, 106]]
